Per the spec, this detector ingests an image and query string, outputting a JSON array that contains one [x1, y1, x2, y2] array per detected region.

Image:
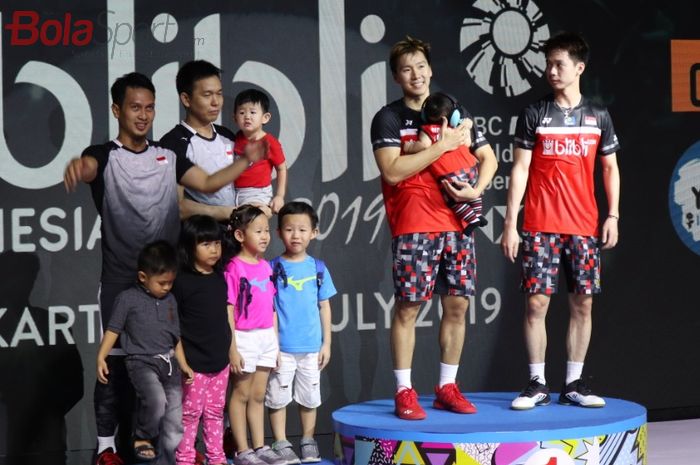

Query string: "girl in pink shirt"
[[224, 205, 283, 465]]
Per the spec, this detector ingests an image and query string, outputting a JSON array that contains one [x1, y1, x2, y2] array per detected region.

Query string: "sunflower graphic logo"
[[460, 0, 550, 97]]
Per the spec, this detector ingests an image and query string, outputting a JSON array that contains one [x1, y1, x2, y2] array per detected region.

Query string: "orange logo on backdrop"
[[671, 40, 700, 112]]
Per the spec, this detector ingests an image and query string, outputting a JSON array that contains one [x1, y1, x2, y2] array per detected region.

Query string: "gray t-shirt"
[[107, 285, 180, 356], [83, 139, 194, 284]]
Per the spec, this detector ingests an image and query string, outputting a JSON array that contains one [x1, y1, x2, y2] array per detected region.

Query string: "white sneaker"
[[559, 378, 606, 408], [511, 376, 551, 410]]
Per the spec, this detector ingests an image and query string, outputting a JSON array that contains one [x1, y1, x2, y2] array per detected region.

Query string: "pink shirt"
[[224, 257, 275, 330]]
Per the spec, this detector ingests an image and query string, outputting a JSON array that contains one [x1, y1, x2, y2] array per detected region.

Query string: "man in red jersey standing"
[[371, 36, 497, 420], [502, 32, 621, 411]]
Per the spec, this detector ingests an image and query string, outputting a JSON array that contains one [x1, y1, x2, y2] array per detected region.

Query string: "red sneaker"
[[394, 387, 427, 420], [96, 448, 124, 465], [433, 383, 477, 414]]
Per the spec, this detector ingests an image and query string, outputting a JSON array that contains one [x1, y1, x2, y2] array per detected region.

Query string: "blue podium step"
[[332, 392, 647, 465]]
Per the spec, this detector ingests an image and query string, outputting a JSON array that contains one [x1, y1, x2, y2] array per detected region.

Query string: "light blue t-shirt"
[[273, 256, 337, 353]]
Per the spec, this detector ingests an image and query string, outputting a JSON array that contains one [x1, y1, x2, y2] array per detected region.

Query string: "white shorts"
[[235, 327, 278, 373], [265, 352, 321, 409], [235, 185, 272, 207]]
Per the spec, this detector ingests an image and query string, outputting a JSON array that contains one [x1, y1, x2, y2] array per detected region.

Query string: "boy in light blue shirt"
[[265, 201, 336, 463]]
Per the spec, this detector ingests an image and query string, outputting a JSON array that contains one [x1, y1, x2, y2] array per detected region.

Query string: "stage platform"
[[333, 392, 647, 465]]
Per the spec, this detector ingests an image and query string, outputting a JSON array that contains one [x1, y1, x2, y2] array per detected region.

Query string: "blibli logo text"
[[542, 138, 596, 157]]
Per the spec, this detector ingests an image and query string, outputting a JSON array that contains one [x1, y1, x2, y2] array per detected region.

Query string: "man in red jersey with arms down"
[[502, 32, 621, 410], [371, 36, 497, 420]]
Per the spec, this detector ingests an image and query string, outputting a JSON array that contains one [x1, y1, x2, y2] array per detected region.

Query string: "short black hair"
[[389, 36, 431, 75], [278, 201, 319, 230], [422, 92, 457, 124], [178, 215, 223, 273], [176, 60, 221, 96], [137, 240, 178, 276], [543, 32, 589, 65], [111, 72, 155, 107], [234, 88, 270, 113]]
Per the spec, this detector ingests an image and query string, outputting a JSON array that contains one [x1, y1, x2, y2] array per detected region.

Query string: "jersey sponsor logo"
[[564, 116, 576, 126], [669, 140, 700, 255], [286, 275, 316, 291], [225, 144, 233, 157], [541, 137, 597, 157], [460, 0, 550, 97], [541, 117, 552, 125], [156, 155, 168, 165], [404, 120, 413, 126], [248, 278, 269, 291], [584, 116, 597, 126]]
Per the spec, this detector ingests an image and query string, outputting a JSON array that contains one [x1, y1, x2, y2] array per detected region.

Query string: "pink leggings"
[[176, 367, 229, 465]]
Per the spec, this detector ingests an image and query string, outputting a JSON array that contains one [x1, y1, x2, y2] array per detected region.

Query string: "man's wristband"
[[607, 214, 619, 220]]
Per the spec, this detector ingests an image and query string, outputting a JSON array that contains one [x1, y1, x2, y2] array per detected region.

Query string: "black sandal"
[[134, 441, 156, 461]]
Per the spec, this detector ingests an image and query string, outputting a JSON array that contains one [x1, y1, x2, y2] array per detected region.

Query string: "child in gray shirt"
[[96, 241, 193, 464]]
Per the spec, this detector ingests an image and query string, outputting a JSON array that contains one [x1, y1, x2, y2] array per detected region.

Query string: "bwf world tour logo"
[[669, 141, 700, 255], [460, 0, 550, 97]]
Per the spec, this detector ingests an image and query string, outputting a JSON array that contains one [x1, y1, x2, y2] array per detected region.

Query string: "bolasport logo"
[[3, 9, 185, 51], [3, 10, 94, 46]]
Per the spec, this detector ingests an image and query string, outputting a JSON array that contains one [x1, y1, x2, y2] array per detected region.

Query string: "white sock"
[[97, 436, 116, 454], [438, 362, 459, 387], [528, 363, 546, 385], [566, 361, 584, 385], [394, 369, 412, 391]]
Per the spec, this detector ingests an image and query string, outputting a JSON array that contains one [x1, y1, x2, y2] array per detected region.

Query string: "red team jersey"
[[514, 95, 620, 236], [233, 132, 285, 188], [421, 123, 478, 177], [370, 99, 489, 236]]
